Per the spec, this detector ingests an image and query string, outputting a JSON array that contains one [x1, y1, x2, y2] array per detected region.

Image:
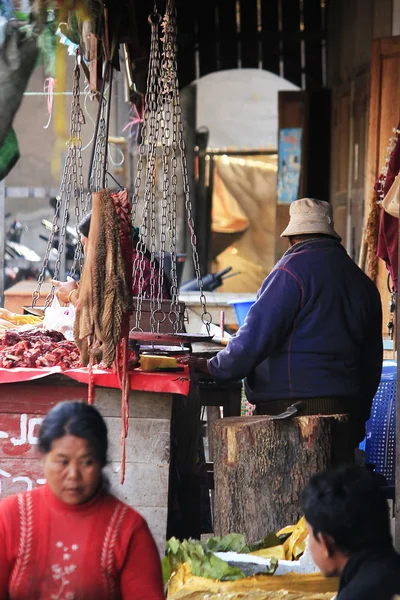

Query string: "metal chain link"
[[69, 58, 86, 278], [31, 191, 62, 307], [32, 56, 84, 308], [131, 0, 211, 334], [157, 97, 170, 328], [88, 77, 109, 194], [132, 9, 162, 331], [168, 107, 180, 331], [164, 0, 211, 332], [160, 3, 180, 332]]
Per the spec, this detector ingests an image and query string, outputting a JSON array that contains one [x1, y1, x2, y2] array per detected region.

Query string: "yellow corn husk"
[[285, 529, 309, 560], [278, 516, 308, 560], [10, 315, 43, 326], [276, 525, 296, 536], [250, 516, 309, 562], [167, 564, 338, 599], [277, 516, 307, 538], [250, 545, 287, 560], [0, 308, 43, 326]]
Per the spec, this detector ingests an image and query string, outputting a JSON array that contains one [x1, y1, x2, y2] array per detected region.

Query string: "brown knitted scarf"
[[74, 189, 132, 368]]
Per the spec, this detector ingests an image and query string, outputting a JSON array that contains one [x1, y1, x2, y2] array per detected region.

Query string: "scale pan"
[[23, 306, 45, 317], [129, 331, 214, 345]]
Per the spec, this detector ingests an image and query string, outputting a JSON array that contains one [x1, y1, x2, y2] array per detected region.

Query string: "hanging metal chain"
[[88, 65, 112, 195], [69, 56, 86, 278], [31, 191, 62, 307], [157, 98, 170, 328], [132, 8, 162, 332], [32, 55, 84, 308], [131, 0, 211, 335], [168, 107, 180, 331], [92, 102, 107, 193], [164, 0, 212, 332], [160, 3, 180, 332]]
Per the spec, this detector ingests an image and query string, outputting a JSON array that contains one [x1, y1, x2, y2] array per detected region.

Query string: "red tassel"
[[88, 356, 95, 405], [122, 336, 129, 422], [119, 336, 130, 485], [120, 429, 126, 484]]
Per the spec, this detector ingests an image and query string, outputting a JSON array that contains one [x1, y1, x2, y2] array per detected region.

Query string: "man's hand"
[[179, 355, 211, 376]]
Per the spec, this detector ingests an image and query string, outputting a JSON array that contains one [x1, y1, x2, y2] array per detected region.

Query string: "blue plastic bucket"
[[228, 299, 256, 327]]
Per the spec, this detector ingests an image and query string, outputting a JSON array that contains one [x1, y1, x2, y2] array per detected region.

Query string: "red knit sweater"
[[0, 485, 165, 599]]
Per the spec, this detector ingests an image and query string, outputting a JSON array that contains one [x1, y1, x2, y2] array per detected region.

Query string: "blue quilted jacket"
[[208, 239, 383, 416]]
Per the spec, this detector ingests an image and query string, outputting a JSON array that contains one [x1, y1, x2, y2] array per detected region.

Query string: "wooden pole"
[[212, 414, 351, 542]]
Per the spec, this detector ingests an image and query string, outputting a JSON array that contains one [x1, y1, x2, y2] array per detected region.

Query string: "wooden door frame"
[[364, 35, 400, 548], [366, 37, 400, 202], [367, 35, 400, 549]]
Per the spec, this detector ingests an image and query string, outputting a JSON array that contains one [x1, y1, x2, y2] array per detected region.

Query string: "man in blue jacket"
[[192, 198, 383, 450]]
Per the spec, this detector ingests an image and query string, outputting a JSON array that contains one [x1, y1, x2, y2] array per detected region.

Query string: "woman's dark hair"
[[38, 401, 108, 467], [301, 465, 392, 554], [78, 212, 92, 238]]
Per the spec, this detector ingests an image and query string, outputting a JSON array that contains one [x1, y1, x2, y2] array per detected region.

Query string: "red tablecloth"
[[0, 366, 190, 396]]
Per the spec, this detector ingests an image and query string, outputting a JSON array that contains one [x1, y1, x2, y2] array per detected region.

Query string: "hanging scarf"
[[376, 124, 400, 292], [74, 188, 133, 483]]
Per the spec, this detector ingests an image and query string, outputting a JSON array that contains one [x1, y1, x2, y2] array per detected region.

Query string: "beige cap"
[[280, 198, 341, 241]]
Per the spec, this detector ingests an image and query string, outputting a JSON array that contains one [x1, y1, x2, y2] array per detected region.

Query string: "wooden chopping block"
[[211, 414, 351, 542]]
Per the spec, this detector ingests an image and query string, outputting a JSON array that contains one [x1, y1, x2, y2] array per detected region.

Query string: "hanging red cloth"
[[377, 212, 398, 291], [375, 123, 400, 292]]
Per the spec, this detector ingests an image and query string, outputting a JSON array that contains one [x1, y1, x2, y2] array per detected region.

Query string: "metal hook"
[[148, 2, 161, 25]]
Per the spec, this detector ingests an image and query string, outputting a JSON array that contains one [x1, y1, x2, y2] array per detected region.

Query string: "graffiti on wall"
[[0, 413, 46, 496]]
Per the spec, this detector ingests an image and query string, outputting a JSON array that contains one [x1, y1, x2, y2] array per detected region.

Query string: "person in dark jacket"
[[301, 465, 400, 600], [190, 198, 383, 448]]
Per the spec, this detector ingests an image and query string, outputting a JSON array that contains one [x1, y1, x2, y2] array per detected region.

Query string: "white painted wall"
[[196, 69, 299, 150], [393, 0, 400, 34]]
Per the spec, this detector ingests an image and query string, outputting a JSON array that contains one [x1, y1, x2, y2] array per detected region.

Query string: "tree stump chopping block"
[[211, 414, 351, 542]]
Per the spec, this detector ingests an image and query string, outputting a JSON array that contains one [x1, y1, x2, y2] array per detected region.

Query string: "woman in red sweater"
[[0, 401, 165, 599]]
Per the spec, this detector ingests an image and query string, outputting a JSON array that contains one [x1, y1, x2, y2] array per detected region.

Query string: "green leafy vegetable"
[[205, 533, 249, 554], [163, 533, 284, 585], [163, 537, 246, 584]]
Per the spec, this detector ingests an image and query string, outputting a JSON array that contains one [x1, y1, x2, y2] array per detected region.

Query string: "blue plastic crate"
[[228, 299, 256, 327], [364, 360, 397, 486]]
